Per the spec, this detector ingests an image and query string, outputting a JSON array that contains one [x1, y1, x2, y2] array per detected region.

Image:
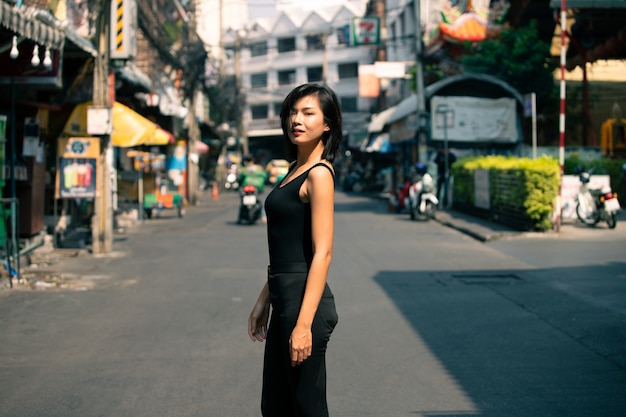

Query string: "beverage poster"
[[56, 137, 99, 198]]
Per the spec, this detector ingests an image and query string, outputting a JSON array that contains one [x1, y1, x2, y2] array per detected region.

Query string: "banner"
[[56, 137, 100, 199], [430, 96, 518, 143]]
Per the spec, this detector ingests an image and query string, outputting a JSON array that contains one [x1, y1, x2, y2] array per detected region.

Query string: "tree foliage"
[[461, 21, 557, 111]]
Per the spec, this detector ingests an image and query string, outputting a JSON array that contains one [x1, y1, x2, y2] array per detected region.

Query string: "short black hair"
[[280, 83, 343, 163]]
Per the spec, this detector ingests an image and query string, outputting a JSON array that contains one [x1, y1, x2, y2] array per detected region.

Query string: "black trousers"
[[262, 263, 338, 417]]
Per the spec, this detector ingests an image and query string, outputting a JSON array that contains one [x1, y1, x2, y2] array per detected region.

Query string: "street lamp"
[[436, 103, 454, 208]]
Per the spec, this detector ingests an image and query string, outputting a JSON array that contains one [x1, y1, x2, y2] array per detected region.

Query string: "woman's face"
[[288, 95, 330, 148]]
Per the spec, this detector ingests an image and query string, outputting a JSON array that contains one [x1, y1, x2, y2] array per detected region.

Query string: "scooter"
[[576, 167, 620, 229], [237, 184, 262, 225], [408, 164, 438, 220]]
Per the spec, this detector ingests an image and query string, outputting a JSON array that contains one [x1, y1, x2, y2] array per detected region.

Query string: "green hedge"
[[451, 155, 560, 231]]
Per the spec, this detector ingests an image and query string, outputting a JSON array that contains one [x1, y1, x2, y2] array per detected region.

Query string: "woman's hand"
[[248, 301, 270, 342], [289, 325, 312, 367]]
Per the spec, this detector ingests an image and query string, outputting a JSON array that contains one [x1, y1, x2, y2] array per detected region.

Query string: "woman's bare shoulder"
[[309, 161, 334, 178]]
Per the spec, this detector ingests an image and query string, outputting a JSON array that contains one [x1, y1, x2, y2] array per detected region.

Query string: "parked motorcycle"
[[409, 163, 438, 220], [576, 167, 620, 229], [237, 184, 262, 225]]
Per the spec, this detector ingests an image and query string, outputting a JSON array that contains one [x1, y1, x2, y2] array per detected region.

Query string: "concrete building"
[[222, 1, 376, 159]]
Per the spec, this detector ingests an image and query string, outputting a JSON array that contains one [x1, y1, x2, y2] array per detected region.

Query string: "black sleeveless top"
[[264, 162, 334, 267]]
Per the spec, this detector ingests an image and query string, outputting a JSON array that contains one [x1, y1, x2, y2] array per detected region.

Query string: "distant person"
[[248, 83, 341, 417], [434, 147, 456, 207], [238, 155, 267, 193]]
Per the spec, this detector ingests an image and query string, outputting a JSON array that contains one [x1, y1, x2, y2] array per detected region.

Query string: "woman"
[[248, 83, 342, 417]]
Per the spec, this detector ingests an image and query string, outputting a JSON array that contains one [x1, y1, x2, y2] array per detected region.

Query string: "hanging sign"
[[56, 137, 99, 198]]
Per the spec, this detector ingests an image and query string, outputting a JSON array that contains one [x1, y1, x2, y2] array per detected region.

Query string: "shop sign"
[[350, 17, 380, 46], [56, 137, 99, 198]]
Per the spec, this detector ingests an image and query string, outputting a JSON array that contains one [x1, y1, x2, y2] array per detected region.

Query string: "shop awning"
[[63, 102, 175, 147], [368, 105, 398, 133], [0, 3, 65, 50]]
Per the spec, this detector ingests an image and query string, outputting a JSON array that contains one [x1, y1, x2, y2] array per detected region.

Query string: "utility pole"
[[92, 0, 113, 254], [413, 0, 427, 163], [375, 0, 386, 110], [322, 32, 328, 85], [234, 31, 248, 155]]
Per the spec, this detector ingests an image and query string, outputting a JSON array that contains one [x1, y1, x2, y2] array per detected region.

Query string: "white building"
[[222, 2, 376, 158], [377, 0, 421, 107]]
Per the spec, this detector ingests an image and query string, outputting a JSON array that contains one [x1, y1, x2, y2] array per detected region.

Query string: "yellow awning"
[[62, 102, 174, 147]]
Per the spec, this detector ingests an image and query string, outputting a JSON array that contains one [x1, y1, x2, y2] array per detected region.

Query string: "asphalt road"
[[1, 190, 624, 417]]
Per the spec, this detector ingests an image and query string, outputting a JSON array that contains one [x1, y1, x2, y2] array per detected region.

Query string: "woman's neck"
[[296, 142, 324, 167]]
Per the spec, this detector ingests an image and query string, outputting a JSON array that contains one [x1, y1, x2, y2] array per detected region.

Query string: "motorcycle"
[[409, 164, 439, 220], [237, 184, 262, 225], [576, 167, 620, 229], [408, 165, 438, 220]]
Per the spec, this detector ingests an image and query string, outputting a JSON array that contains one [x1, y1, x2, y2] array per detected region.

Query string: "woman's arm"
[[248, 282, 270, 342], [290, 164, 335, 366]]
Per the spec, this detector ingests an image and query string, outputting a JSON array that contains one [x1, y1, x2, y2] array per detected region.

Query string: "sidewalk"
[[434, 209, 525, 242], [434, 206, 626, 242], [1, 190, 232, 291]]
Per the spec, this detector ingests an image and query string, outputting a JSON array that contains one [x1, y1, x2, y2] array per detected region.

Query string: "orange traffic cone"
[[212, 181, 219, 200]]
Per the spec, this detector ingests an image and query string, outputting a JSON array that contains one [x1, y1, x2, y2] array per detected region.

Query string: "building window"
[[278, 69, 296, 86], [336, 24, 350, 45], [277, 37, 296, 53], [340, 97, 357, 112], [273, 103, 283, 118], [307, 66, 323, 82], [251, 73, 268, 89], [338, 63, 358, 79], [224, 46, 235, 60], [249, 41, 267, 57], [306, 34, 325, 51], [251, 105, 268, 119]]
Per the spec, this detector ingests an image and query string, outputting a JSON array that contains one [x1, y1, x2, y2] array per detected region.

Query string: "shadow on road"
[[371, 264, 626, 417]]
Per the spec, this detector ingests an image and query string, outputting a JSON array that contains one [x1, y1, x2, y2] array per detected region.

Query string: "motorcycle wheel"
[[410, 204, 417, 220], [424, 201, 436, 219], [576, 203, 600, 226], [606, 212, 617, 229]]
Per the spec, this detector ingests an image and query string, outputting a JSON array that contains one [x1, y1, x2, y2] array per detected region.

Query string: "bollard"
[[212, 181, 219, 200]]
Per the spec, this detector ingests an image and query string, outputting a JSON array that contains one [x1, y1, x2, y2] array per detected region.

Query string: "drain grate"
[[452, 273, 522, 285]]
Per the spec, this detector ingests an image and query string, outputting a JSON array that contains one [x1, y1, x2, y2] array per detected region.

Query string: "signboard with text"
[[430, 96, 519, 144]]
